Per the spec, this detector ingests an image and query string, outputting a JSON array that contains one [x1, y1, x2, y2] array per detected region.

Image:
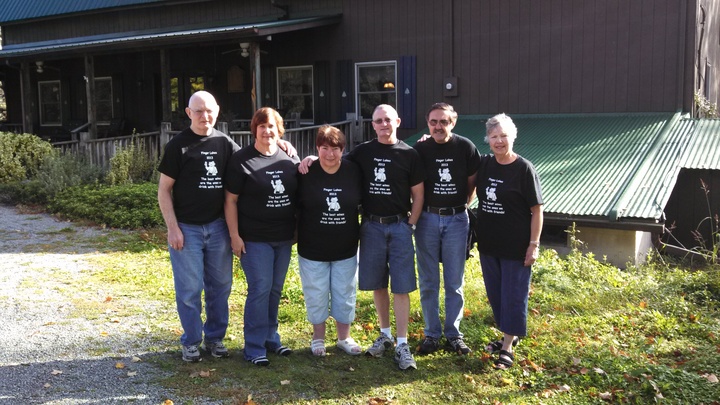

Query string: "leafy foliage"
[[0, 132, 54, 183], [37, 151, 105, 197], [48, 182, 162, 229], [106, 137, 159, 185]]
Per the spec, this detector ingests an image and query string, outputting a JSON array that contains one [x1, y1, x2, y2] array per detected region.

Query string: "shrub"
[[0, 180, 50, 205], [37, 151, 104, 197], [48, 182, 163, 229], [106, 137, 159, 185], [0, 132, 54, 183]]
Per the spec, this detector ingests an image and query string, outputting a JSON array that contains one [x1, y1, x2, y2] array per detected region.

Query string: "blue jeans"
[[479, 254, 531, 337], [358, 219, 417, 294], [169, 218, 233, 346], [415, 211, 469, 339], [240, 240, 293, 360], [298, 255, 358, 325]]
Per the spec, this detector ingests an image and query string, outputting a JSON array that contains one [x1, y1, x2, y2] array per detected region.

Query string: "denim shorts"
[[358, 219, 417, 294], [298, 255, 358, 325]]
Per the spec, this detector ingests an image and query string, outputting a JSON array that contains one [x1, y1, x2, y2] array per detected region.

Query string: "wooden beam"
[[84, 55, 97, 139]]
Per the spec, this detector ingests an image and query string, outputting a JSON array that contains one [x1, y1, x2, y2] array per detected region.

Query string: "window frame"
[[276, 65, 314, 123], [38, 80, 62, 126], [94, 76, 113, 124], [355, 61, 397, 120]]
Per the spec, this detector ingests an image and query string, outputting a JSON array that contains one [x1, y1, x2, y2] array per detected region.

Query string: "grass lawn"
[[72, 229, 720, 404]]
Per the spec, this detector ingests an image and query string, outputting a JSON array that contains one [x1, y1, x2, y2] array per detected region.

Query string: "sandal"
[[494, 350, 514, 369], [485, 336, 519, 353], [311, 339, 326, 357], [249, 355, 269, 366], [273, 345, 293, 356], [336, 337, 362, 355]]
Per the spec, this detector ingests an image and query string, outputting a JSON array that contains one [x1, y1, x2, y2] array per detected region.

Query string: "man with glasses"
[[413, 103, 482, 356], [354, 104, 424, 370], [158, 91, 239, 362]]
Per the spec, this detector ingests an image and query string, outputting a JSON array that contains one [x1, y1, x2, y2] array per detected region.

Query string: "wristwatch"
[[410, 223, 416, 231]]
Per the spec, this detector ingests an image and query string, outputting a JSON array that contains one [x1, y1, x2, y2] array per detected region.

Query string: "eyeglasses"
[[189, 108, 217, 115], [428, 119, 452, 127], [372, 117, 394, 125]]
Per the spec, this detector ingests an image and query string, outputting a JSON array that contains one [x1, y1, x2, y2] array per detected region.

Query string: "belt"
[[364, 213, 406, 224], [425, 205, 466, 216]]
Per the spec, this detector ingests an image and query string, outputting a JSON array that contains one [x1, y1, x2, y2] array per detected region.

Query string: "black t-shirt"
[[414, 134, 482, 208], [297, 159, 362, 261], [157, 128, 239, 225], [475, 155, 543, 260], [225, 146, 300, 242], [348, 139, 424, 216]]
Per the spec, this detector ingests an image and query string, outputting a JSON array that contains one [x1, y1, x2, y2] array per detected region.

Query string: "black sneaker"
[[447, 337, 472, 355], [417, 336, 440, 354]]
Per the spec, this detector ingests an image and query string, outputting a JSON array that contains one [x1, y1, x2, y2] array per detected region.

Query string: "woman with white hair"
[[475, 113, 544, 369]]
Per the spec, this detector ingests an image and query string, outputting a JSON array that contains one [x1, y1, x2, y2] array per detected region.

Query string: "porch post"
[[84, 55, 98, 139], [160, 50, 171, 122], [253, 43, 262, 111], [20, 62, 33, 134]]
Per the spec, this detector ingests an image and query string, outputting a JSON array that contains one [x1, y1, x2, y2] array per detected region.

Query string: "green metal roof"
[[408, 112, 694, 229], [681, 118, 720, 170], [0, 0, 170, 24]]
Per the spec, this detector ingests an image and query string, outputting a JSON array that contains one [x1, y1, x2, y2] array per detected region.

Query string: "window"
[[38, 81, 62, 126], [95, 77, 113, 123], [356, 61, 396, 119], [170, 76, 205, 113], [277, 66, 313, 122]]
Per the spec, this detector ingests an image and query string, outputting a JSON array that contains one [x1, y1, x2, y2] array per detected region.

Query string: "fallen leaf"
[[599, 392, 612, 400], [463, 374, 475, 384], [43, 383, 51, 388], [349, 367, 355, 371], [100, 331, 109, 336], [105, 296, 113, 302], [43, 322, 55, 326], [51, 370, 63, 375], [594, 367, 606, 374], [131, 356, 142, 363], [580, 367, 589, 374], [162, 400, 174, 405], [572, 357, 581, 366], [127, 371, 137, 377], [115, 362, 125, 369], [280, 379, 290, 385], [557, 384, 571, 392], [703, 373, 718, 383], [363, 323, 375, 331], [110, 318, 120, 323], [199, 370, 211, 377], [639, 301, 647, 309], [463, 308, 472, 317]]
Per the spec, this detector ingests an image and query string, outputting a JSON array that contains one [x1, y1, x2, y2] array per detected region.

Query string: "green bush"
[[0, 132, 54, 183], [37, 151, 105, 197], [48, 182, 162, 229], [0, 180, 50, 205], [106, 138, 159, 185]]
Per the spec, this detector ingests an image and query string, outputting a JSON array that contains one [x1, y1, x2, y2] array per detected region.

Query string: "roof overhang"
[[0, 14, 341, 61]]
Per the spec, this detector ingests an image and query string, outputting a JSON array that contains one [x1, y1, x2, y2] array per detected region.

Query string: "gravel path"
[[0, 204, 218, 405]]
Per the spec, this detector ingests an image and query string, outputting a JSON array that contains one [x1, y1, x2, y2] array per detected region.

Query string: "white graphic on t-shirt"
[[438, 167, 452, 182], [204, 161, 218, 176], [486, 187, 497, 201], [326, 196, 340, 211], [373, 166, 386, 182], [271, 179, 285, 194]]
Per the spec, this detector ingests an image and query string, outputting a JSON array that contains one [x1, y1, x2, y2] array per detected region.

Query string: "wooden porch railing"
[[52, 116, 369, 168]]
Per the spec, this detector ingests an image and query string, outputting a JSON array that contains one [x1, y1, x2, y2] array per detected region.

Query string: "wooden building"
[[0, 0, 718, 265]]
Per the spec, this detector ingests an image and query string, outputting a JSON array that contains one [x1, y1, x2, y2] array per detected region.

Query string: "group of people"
[[157, 90, 544, 371]]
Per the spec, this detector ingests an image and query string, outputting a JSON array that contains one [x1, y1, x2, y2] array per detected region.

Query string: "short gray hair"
[[484, 113, 517, 143]]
